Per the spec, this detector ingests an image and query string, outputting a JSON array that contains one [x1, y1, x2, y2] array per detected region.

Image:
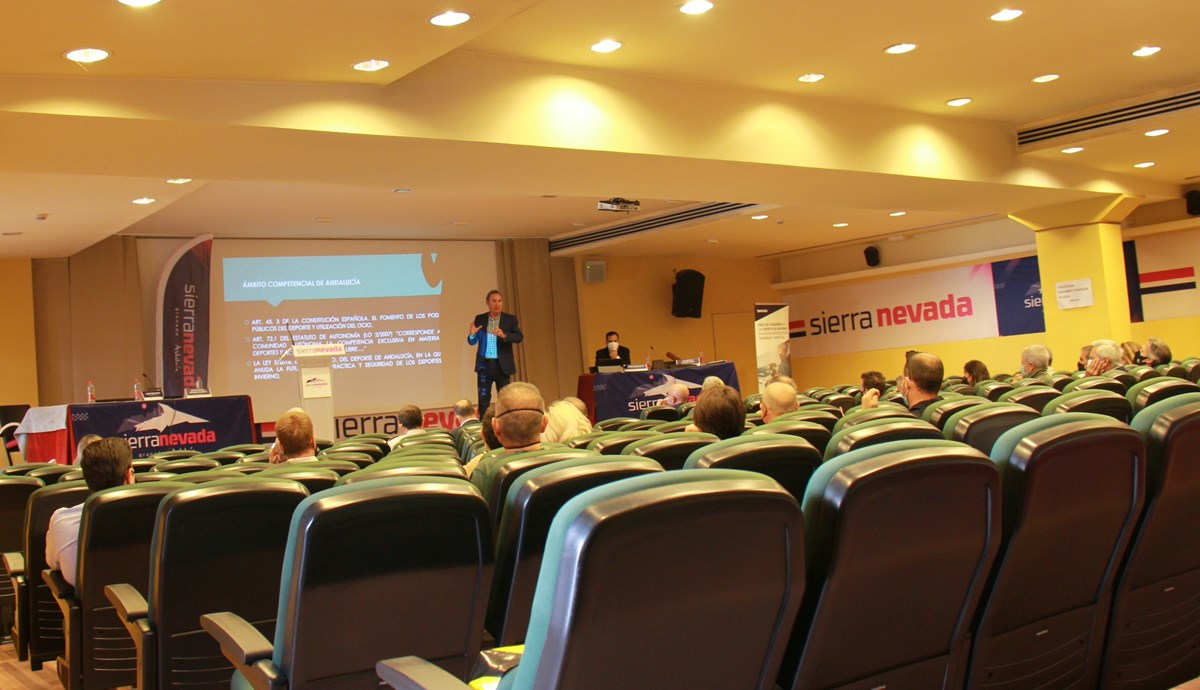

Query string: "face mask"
[[607, 341, 619, 351], [1078, 362, 1086, 372], [1134, 354, 1146, 365]]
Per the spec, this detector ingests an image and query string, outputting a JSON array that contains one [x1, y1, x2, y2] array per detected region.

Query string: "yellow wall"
[[1131, 317, 1200, 361], [575, 256, 782, 395], [0, 259, 39, 405]]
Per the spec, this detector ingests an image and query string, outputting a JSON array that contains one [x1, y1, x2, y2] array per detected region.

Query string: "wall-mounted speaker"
[[864, 245, 881, 267], [672, 269, 705, 318], [1186, 189, 1200, 216], [583, 259, 607, 283]]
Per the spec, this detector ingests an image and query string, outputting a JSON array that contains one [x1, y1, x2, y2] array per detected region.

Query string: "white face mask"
[[607, 341, 619, 351]]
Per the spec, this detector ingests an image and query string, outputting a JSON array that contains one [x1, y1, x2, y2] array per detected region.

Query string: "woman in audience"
[[1120, 340, 1142, 365], [686, 384, 745, 439], [542, 399, 593, 444], [963, 360, 990, 386], [74, 434, 102, 464]]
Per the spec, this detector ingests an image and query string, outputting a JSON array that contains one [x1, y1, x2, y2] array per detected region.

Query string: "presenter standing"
[[467, 289, 523, 416]]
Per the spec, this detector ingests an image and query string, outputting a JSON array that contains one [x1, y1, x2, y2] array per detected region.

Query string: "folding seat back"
[[781, 440, 1000, 690], [107, 479, 308, 690], [749, 419, 832, 451], [324, 441, 385, 461], [203, 477, 493, 686], [149, 450, 199, 462], [823, 393, 856, 413], [1065, 375, 1128, 394], [338, 462, 468, 485], [651, 419, 693, 433], [1045, 389, 1134, 422], [923, 395, 989, 429], [677, 401, 697, 417], [1102, 369, 1137, 392], [46, 481, 190, 690], [486, 450, 600, 525], [191, 451, 246, 465], [639, 404, 679, 421], [380, 470, 805, 690], [975, 380, 1015, 401], [385, 446, 458, 462], [1045, 373, 1073, 391], [251, 467, 340, 493], [824, 418, 944, 460], [586, 430, 658, 455], [619, 431, 716, 470], [1181, 359, 1200, 383], [593, 416, 638, 431], [1101, 394, 1200, 689], [219, 444, 268, 455], [1125, 377, 1199, 414], [487, 457, 663, 645], [26, 464, 77, 484], [154, 457, 220, 474], [564, 430, 607, 448], [4, 476, 65, 667], [997, 385, 1059, 413], [1158, 364, 1188, 379], [773, 409, 839, 431], [316, 450, 374, 468], [58, 468, 84, 483], [831, 406, 914, 434], [966, 414, 1144, 689], [943, 402, 1040, 455], [684, 433, 821, 502], [1124, 365, 1161, 383], [615, 419, 661, 431], [170, 469, 250, 484], [796, 403, 844, 419]]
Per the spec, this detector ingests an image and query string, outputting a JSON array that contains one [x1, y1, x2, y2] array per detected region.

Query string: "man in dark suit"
[[594, 330, 631, 367], [467, 289, 523, 416]]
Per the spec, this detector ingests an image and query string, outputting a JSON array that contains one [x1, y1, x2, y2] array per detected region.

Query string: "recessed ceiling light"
[[1061, 146, 1084, 154], [707, 238, 719, 244], [591, 39, 622, 53], [884, 43, 917, 55], [1031, 74, 1059, 83], [64, 48, 109, 63], [990, 8, 1023, 21], [1134, 161, 1156, 168], [430, 11, 470, 27], [117, 0, 160, 6], [679, 0, 714, 14], [165, 178, 192, 185], [833, 222, 849, 228], [353, 59, 390, 72], [392, 188, 412, 193], [751, 214, 769, 220], [1144, 128, 1170, 137], [797, 73, 825, 83], [1132, 46, 1160, 57], [132, 197, 156, 205], [889, 211, 907, 217], [946, 97, 973, 107]]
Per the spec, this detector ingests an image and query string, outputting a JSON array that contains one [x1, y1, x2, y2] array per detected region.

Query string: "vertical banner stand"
[[293, 343, 345, 442]]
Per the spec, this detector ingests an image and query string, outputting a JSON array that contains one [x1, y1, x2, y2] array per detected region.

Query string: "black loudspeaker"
[[1186, 190, 1200, 216], [671, 269, 705, 318], [864, 246, 881, 267]]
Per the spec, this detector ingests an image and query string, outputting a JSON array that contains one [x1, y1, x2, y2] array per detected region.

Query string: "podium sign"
[[295, 343, 345, 441]]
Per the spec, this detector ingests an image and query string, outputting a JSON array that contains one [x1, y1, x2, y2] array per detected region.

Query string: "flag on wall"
[[156, 235, 213, 397], [1126, 234, 1200, 322]]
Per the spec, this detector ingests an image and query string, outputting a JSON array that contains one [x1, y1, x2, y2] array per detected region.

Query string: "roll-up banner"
[[156, 235, 213, 397], [754, 303, 791, 391]]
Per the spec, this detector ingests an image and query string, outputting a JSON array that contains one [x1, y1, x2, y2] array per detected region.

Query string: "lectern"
[[293, 343, 345, 442]]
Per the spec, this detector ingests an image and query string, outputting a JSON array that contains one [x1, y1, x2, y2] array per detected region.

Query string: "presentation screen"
[[208, 239, 497, 421]]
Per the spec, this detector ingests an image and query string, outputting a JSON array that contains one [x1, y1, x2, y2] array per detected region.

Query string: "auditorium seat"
[[377, 452, 461, 467], [942, 402, 1040, 455], [822, 393, 856, 413], [965, 414, 1144, 690], [586, 430, 659, 455], [224, 462, 271, 474], [284, 458, 358, 476], [57, 469, 83, 483], [780, 440, 1000, 690], [620, 431, 717, 470], [831, 405, 915, 434], [316, 450, 375, 468], [749, 419, 833, 451], [0, 476, 47, 656], [326, 440, 387, 461], [192, 450, 246, 465], [615, 418, 662, 431], [4, 480, 88, 670], [997, 384, 1059, 413], [25, 464, 77, 484], [922, 396, 989, 429], [149, 450, 200, 461], [338, 462, 468, 485], [1045, 389, 1134, 423], [386, 445, 460, 460], [593, 416, 638, 431], [202, 476, 493, 685], [639, 404, 679, 422], [677, 401, 697, 417], [1159, 363, 1189, 380], [377, 470, 804, 690], [684, 433, 822, 502], [154, 457, 221, 474], [1124, 365, 1163, 383], [975, 380, 1015, 401], [170, 469, 251, 484], [219, 443, 267, 455], [1180, 359, 1200, 383], [1065, 375, 1128, 394], [253, 466, 342, 492], [238, 451, 270, 464], [1103, 369, 1138, 392], [1045, 372, 1074, 391], [1125, 377, 1200, 414], [487, 457, 663, 645], [743, 393, 763, 413], [650, 419, 693, 433], [477, 449, 599, 526], [797, 402, 844, 418], [131, 458, 163, 473], [393, 435, 456, 452], [774, 409, 840, 431], [135, 472, 180, 482], [824, 418, 944, 460], [45, 481, 190, 690], [1100, 394, 1200, 690], [105, 479, 308, 690]]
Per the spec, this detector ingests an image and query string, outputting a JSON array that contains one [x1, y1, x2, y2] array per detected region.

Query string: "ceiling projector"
[[597, 197, 640, 212]]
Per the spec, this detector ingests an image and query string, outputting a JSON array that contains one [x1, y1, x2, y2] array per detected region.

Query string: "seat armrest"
[[43, 568, 76, 615], [105, 583, 155, 689], [200, 612, 274, 666], [105, 583, 148, 622], [376, 657, 472, 690], [2, 551, 24, 578]]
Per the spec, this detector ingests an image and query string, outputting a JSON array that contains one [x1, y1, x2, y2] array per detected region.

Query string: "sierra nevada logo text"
[[793, 293, 974, 338]]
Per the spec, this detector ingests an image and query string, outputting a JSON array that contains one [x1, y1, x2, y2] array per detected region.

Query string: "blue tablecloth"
[[67, 395, 257, 458], [590, 362, 738, 421]]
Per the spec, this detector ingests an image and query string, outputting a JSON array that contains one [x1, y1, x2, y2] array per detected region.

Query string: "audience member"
[[864, 352, 942, 416], [1085, 339, 1121, 376], [470, 382, 548, 491], [662, 383, 691, 406], [1141, 337, 1173, 367], [1013, 344, 1052, 381], [386, 404, 424, 449], [764, 374, 798, 389], [543, 399, 594, 444], [963, 360, 990, 386], [463, 407, 498, 479], [46, 437, 134, 586], [1120, 341, 1141, 366], [702, 375, 724, 390], [686, 385, 746, 439], [449, 398, 481, 450], [271, 409, 318, 463], [74, 434, 101, 464], [860, 371, 886, 396], [760, 381, 799, 424], [561, 396, 589, 417], [1077, 344, 1092, 372]]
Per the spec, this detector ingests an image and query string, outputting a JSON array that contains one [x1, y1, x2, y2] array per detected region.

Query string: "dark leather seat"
[[831, 405, 914, 434], [922, 395, 989, 429], [749, 419, 832, 451], [824, 418, 944, 460], [338, 462, 468, 485], [252, 467, 341, 492], [684, 433, 822, 502], [639, 404, 679, 421], [773, 409, 840, 431], [219, 443, 268, 454], [379, 470, 805, 690], [1045, 389, 1134, 422], [780, 440, 1000, 690], [153, 457, 221, 474], [997, 384, 1060, 413], [44, 481, 190, 690], [1125, 377, 1199, 414], [324, 440, 387, 461], [1101, 393, 1200, 689], [586, 430, 659, 455], [965, 414, 1144, 689], [190, 450, 246, 465], [943, 402, 1040, 455], [593, 416, 638, 431], [487, 457, 663, 645], [25, 464, 77, 484], [620, 431, 716, 470], [0, 475, 50, 660], [105, 479, 309, 690], [202, 476, 493, 686], [477, 450, 598, 526], [148, 450, 200, 461], [4, 480, 89, 669], [975, 380, 1015, 401], [1064, 375, 1128, 394], [1102, 369, 1137, 392], [316, 450, 375, 468]]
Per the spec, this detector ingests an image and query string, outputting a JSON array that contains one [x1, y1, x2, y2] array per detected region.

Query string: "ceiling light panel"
[[679, 1, 714, 15], [64, 48, 109, 63], [990, 8, 1023, 21], [591, 39, 622, 53], [430, 11, 471, 27], [884, 43, 917, 55]]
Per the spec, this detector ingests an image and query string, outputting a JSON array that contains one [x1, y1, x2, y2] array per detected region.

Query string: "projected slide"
[[209, 240, 497, 420]]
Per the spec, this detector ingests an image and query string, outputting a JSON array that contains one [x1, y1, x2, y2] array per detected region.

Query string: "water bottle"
[[133, 378, 143, 401], [86, 380, 96, 403], [698, 348, 705, 364], [194, 376, 204, 390]]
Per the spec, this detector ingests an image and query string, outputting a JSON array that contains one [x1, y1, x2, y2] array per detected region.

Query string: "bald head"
[[761, 381, 799, 423], [492, 382, 548, 448], [663, 383, 691, 406], [904, 352, 943, 396]]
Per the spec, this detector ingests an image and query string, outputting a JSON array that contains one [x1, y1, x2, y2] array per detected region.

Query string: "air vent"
[[549, 202, 755, 253], [1018, 88, 1200, 147]]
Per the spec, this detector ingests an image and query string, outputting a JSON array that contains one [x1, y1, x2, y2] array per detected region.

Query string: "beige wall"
[[0, 259, 39, 406], [575, 255, 783, 395]]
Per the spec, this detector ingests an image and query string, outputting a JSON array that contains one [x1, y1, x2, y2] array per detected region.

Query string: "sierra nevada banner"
[[787, 257, 1044, 356], [156, 235, 213, 397]]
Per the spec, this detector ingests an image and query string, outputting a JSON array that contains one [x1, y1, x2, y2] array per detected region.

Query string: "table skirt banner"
[[67, 395, 256, 459], [592, 362, 738, 421]]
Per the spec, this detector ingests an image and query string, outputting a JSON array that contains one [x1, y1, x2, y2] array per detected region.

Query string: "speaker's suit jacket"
[[467, 312, 523, 376], [594, 345, 631, 367]]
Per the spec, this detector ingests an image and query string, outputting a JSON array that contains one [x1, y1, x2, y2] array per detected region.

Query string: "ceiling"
[[1, 0, 1198, 261]]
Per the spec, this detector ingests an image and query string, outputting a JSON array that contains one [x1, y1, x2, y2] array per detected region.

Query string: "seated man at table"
[[46, 437, 134, 586], [269, 409, 318, 463], [595, 331, 632, 367]]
